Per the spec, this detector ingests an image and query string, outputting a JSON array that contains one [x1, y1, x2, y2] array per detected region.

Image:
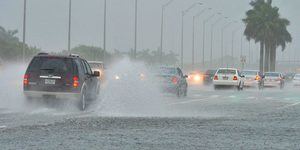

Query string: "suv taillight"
[[233, 76, 238, 80], [214, 75, 218, 80], [255, 75, 260, 80], [172, 77, 178, 84], [73, 76, 79, 88], [23, 74, 29, 86]]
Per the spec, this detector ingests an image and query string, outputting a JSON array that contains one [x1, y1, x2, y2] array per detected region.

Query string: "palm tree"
[[243, 0, 291, 72]]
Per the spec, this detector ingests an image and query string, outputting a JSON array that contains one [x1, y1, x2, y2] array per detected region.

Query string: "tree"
[[0, 26, 40, 61], [243, 0, 291, 72]]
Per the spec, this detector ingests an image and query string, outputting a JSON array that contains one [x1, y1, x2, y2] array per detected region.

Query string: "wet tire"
[[78, 91, 87, 111], [214, 85, 219, 90]]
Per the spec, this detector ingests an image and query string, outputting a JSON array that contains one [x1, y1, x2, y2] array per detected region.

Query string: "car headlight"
[[115, 75, 120, 80], [194, 75, 201, 81]]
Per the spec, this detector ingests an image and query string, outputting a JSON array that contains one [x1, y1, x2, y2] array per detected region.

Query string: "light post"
[[134, 0, 138, 59], [231, 27, 240, 61], [180, 2, 202, 69], [209, 14, 222, 68], [202, 13, 217, 68], [103, 0, 107, 57], [68, 0, 72, 53], [192, 7, 211, 70], [160, 0, 175, 64], [22, 0, 27, 63], [221, 20, 236, 66]]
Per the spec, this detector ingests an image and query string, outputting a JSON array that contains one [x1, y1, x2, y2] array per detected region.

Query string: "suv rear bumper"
[[213, 80, 239, 86], [24, 91, 81, 100]]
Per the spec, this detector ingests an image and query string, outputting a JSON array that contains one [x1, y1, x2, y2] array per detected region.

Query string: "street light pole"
[[202, 14, 216, 67], [68, 0, 72, 53], [103, 0, 107, 56], [231, 27, 240, 61], [134, 0, 138, 59], [209, 14, 222, 68], [221, 20, 236, 66], [180, 2, 202, 69], [22, 0, 27, 63], [160, 0, 174, 64], [192, 7, 211, 70]]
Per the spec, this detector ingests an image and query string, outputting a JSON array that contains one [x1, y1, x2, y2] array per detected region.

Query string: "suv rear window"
[[27, 57, 73, 75], [217, 69, 236, 74]]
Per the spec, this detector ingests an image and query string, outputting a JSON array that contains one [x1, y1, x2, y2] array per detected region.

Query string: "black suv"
[[23, 53, 100, 110]]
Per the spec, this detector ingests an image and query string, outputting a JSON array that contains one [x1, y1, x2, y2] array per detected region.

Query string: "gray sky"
[[0, 0, 299, 63]]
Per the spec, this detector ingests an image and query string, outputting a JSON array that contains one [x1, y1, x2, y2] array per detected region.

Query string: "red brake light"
[[73, 76, 79, 88], [172, 77, 178, 84], [233, 76, 238, 80], [23, 74, 29, 86], [255, 75, 260, 80], [214, 75, 218, 80]]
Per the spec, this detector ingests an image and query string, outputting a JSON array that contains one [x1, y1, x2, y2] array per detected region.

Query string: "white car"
[[293, 74, 300, 86], [263, 72, 285, 89], [241, 70, 260, 87], [213, 68, 245, 90], [88, 61, 105, 80]]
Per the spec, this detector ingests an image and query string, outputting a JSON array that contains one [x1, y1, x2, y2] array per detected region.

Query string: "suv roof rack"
[[37, 52, 49, 55], [69, 54, 80, 57]]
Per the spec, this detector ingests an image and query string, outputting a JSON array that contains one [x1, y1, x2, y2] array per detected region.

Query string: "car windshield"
[[217, 69, 236, 74], [242, 71, 257, 76], [265, 72, 280, 77]]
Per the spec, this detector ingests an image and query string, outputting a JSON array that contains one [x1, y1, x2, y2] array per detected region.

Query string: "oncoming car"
[[203, 69, 217, 85], [213, 68, 245, 90], [263, 72, 285, 89], [157, 67, 188, 97], [187, 71, 203, 84], [23, 53, 100, 110], [241, 70, 260, 87]]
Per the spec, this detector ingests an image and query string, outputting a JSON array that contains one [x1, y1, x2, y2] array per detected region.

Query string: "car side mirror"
[[184, 75, 188, 78], [93, 71, 100, 77]]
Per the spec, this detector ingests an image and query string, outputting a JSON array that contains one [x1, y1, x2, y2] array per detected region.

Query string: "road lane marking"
[[0, 125, 7, 129], [278, 101, 300, 109], [167, 97, 213, 106]]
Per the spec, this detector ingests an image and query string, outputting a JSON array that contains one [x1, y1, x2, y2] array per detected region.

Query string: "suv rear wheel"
[[78, 90, 87, 111]]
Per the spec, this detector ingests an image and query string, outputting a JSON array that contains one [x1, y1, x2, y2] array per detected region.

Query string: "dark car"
[[157, 67, 188, 97], [283, 72, 295, 82], [23, 53, 100, 110], [203, 69, 216, 85]]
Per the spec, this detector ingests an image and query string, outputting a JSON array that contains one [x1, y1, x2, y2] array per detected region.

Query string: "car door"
[[83, 60, 98, 94], [80, 59, 93, 94]]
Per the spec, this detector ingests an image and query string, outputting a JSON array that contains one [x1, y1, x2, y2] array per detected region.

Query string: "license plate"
[[223, 76, 228, 80], [45, 79, 55, 85]]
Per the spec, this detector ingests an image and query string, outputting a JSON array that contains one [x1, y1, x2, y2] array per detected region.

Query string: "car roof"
[[88, 61, 103, 64], [242, 70, 259, 72], [34, 53, 80, 59], [217, 68, 238, 70]]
